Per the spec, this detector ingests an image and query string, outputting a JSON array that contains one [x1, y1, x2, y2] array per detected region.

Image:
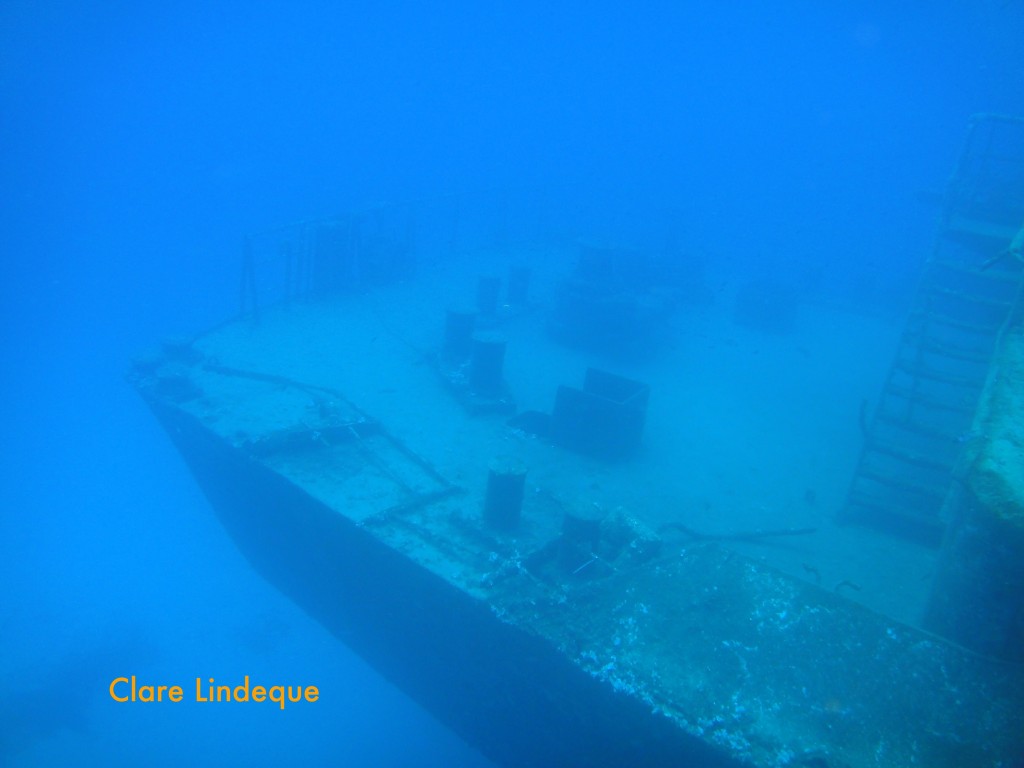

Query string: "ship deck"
[[133, 245, 1024, 767]]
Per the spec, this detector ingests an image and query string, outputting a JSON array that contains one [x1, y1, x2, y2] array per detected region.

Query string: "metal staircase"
[[841, 114, 1024, 546]]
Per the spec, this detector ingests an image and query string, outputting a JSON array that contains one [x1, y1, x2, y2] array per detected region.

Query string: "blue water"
[[2, 2, 1022, 766]]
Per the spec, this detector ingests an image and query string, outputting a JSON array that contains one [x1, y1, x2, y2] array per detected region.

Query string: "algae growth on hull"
[[971, 329, 1024, 532]]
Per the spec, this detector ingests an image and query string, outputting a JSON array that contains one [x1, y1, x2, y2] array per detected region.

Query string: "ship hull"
[[146, 396, 732, 768]]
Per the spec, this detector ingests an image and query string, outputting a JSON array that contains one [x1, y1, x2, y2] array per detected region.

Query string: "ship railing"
[[236, 187, 565, 321], [944, 113, 1024, 232]]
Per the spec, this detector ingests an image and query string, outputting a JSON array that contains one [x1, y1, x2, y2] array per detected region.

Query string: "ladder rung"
[[942, 215, 1021, 247], [865, 439, 957, 472], [843, 492, 894, 520], [924, 345, 990, 365], [845, 492, 944, 525], [845, 490, 938, 519], [883, 384, 976, 414], [893, 359, 983, 388], [901, 333, 991, 364], [844, 492, 947, 534], [873, 411, 961, 443], [904, 324, 996, 353], [928, 285, 1013, 309], [856, 469, 947, 503], [931, 259, 1023, 285], [908, 311, 1001, 335]]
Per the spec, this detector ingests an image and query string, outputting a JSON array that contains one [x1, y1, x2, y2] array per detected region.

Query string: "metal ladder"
[[841, 114, 1024, 547]]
